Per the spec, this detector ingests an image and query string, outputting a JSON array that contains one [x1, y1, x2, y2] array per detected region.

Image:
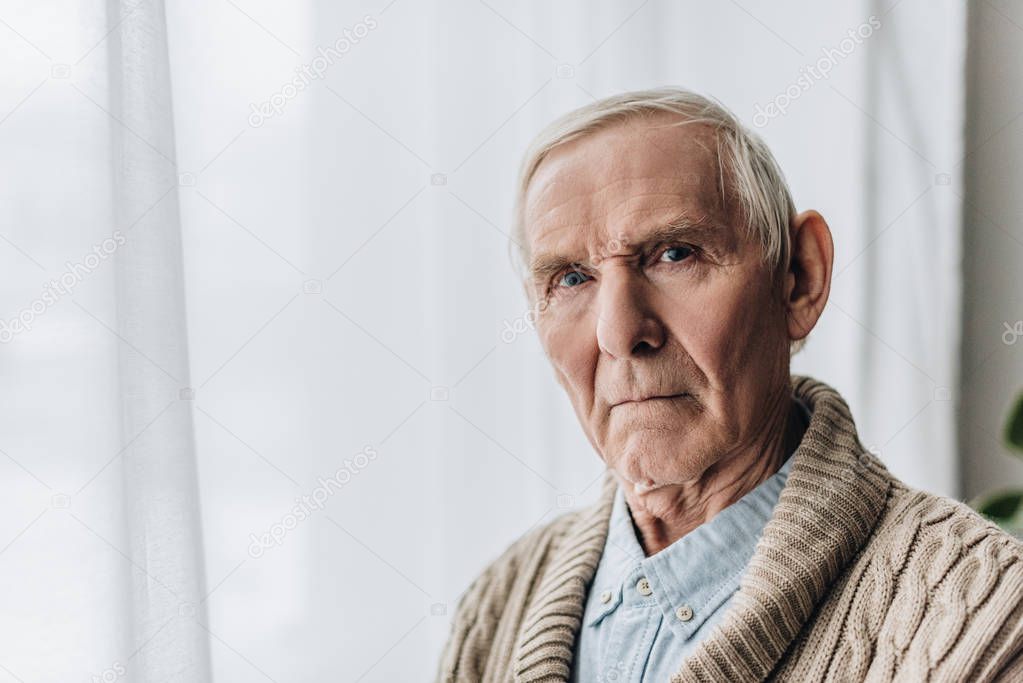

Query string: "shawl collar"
[[512, 375, 893, 682]]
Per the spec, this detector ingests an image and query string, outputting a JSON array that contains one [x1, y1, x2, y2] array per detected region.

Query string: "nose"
[[594, 266, 666, 358]]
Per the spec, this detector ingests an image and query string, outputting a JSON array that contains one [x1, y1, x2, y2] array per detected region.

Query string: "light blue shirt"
[[570, 448, 796, 682]]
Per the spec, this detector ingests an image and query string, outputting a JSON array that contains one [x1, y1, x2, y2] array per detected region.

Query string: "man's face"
[[524, 114, 793, 496]]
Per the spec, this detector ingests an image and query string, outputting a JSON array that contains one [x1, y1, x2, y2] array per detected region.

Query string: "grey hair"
[[510, 86, 797, 286]]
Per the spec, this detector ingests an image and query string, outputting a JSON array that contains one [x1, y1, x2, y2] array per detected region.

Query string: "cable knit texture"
[[435, 376, 1023, 682]]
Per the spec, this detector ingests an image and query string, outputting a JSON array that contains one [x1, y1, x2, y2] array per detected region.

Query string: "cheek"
[[666, 293, 739, 359], [538, 312, 599, 401], [662, 275, 777, 378]]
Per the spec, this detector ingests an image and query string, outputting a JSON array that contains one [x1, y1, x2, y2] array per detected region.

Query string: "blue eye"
[[661, 246, 694, 262], [558, 270, 590, 287]]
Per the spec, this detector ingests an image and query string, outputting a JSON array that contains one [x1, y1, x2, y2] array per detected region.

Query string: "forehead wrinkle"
[[623, 120, 728, 219], [534, 191, 720, 256], [527, 116, 722, 216], [604, 190, 720, 231], [527, 173, 683, 223], [528, 178, 716, 245], [525, 125, 730, 264]]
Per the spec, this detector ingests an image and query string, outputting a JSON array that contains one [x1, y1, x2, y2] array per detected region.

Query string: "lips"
[[610, 392, 689, 409]]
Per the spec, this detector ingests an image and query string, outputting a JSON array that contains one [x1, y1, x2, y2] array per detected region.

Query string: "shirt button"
[[675, 604, 694, 622], [599, 590, 612, 604], [636, 577, 652, 596]]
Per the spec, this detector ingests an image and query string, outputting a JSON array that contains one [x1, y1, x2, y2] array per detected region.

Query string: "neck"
[[622, 391, 807, 556]]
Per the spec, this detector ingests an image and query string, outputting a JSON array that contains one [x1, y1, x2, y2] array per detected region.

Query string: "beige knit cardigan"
[[436, 376, 1023, 682]]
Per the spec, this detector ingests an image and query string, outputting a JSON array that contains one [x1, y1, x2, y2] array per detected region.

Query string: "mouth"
[[610, 392, 690, 409]]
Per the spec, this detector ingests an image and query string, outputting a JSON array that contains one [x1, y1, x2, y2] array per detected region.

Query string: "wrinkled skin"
[[523, 113, 833, 553]]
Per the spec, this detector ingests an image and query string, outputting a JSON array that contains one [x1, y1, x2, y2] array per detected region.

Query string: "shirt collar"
[[584, 449, 795, 639]]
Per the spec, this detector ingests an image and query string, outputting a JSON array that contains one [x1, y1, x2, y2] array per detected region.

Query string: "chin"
[[611, 429, 703, 490]]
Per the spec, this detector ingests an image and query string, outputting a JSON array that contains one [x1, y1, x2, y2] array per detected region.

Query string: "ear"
[[783, 210, 834, 343]]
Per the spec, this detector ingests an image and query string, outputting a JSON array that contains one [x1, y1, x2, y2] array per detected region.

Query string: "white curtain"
[[0, 0, 964, 680]]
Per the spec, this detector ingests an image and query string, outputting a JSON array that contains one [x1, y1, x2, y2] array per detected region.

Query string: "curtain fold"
[[852, 0, 965, 497], [107, 0, 211, 680]]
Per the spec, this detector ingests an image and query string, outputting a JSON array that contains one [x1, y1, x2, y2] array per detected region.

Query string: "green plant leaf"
[[973, 489, 1023, 529], [1006, 391, 1023, 454]]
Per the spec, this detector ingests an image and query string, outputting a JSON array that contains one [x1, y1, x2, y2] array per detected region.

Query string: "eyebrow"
[[527, 212, 726, 284]]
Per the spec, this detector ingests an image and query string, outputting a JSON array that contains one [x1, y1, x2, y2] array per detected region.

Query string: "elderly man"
[[435, 88, 1023, 682]]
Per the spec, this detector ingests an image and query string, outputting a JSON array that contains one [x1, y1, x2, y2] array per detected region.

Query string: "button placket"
[[600, 588, 661, 683]]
